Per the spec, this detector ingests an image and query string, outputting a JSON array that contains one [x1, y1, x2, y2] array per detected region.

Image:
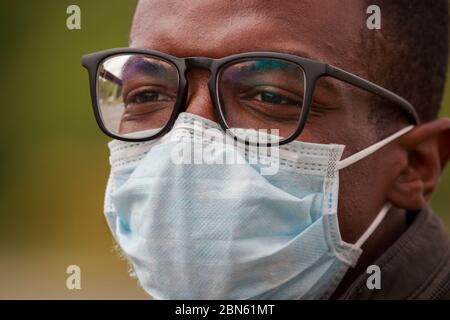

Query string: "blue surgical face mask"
[[104, 112, 413, 300]]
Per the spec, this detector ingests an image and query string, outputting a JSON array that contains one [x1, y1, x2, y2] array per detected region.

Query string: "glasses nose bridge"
[[181, 57, 220, 122], [182, 56, 216, 101], [184, 57, 214, 75]]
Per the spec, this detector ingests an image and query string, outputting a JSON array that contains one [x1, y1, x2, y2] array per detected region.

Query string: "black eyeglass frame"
[[82, 48, 420, 145]]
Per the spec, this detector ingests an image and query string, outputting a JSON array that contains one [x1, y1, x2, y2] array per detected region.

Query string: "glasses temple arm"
[[325, 64, 420, 125]]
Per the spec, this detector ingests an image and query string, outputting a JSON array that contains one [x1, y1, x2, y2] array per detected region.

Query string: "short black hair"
[[366, 0, 449, 126]]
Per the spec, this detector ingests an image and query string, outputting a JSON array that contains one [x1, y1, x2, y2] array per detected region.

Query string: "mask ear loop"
[[335, 125, 415, 248], [354, 203, 392, 248], [337, 125, 414, 170]]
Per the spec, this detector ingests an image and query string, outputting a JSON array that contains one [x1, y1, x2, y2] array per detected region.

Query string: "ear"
[[387, 118, 450, 210]]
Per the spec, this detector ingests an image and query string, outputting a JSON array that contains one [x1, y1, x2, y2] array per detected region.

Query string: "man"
[[82, 0, 450, 299]]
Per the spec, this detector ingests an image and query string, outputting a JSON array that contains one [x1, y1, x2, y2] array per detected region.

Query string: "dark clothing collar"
[[340, 206, 450, 299]]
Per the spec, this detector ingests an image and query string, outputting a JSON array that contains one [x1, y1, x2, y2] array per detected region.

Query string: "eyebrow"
[[240, 59, 300, 73], [122, 56, 170, 80], [221, 59, 303, 85]]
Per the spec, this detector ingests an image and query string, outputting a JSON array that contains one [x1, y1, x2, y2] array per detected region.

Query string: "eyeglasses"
[[82, 48, 419, 145]]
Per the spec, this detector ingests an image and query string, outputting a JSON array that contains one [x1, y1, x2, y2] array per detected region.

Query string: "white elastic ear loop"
[[337, 125, 414, 170], [354, 203, 392, 248]]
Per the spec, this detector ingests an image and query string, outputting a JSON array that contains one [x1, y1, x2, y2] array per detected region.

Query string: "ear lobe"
[[387, 165, 425, 210], [387, 118, 450, 210], [438, 125, 450, 169]]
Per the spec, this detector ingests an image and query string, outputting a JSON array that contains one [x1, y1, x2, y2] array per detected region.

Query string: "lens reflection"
[[97, 54, 179, 138]]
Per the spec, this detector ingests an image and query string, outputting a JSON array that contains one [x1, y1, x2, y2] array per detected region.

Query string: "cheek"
[[336, 155, 387, 243]]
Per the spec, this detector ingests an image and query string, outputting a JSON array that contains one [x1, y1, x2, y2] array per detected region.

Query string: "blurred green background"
[[0, 0, 448, 299]]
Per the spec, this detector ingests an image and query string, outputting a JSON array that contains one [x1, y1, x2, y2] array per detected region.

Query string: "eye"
[[125, 90, 174, 106], [244, 89, 300, 106], [254, 91, 286, 104]]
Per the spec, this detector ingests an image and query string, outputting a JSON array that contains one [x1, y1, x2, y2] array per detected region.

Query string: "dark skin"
[[130, 0, 450, 297]]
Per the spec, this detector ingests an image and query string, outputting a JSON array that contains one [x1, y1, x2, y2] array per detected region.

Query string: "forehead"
[[131, 0, 367, 72]]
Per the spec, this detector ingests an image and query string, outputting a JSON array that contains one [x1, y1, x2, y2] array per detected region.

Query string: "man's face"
[[130, 0, 403, 243]]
